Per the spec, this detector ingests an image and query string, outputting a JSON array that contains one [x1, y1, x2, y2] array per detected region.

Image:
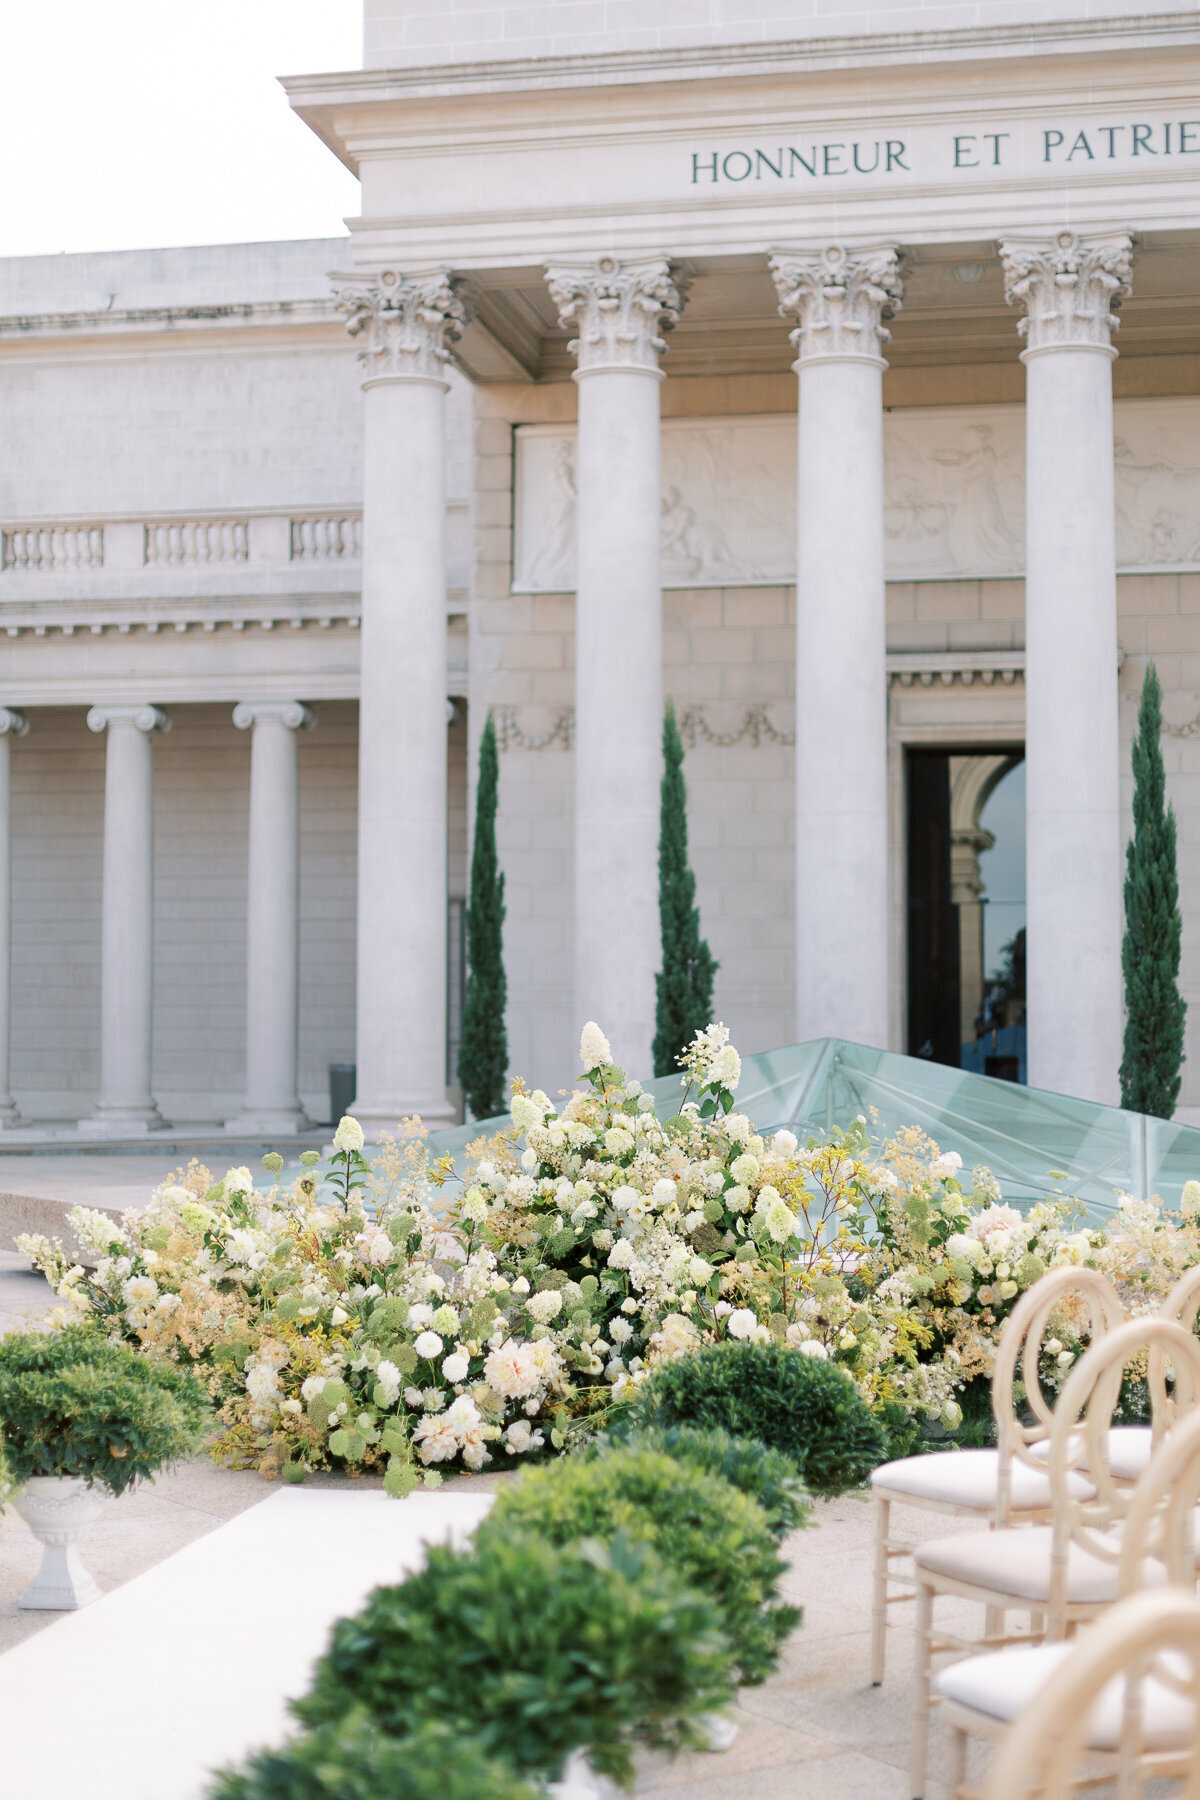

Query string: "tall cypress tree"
[[653, 702, 718, 1077], [457, 713, 508, 1119], [1120, 663, 1186, 1117]]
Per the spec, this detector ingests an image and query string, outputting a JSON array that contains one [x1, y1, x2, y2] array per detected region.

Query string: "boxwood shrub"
[[629, 1340, 885, 1496], [211, 1716, 540, 1800], [590, 1421, 812, 1541], [0, 1326, 208, 1496], [483, 1446, 798, 1684], [294, 1530, 735, 1787]]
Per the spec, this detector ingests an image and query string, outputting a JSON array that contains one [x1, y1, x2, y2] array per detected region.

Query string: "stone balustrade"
[[0, 511, 367, 573]]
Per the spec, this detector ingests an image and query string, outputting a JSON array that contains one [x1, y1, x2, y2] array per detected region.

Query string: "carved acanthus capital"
[[87, 704, 170, 736], [770, 244, 904, 366], [233, 702, 315, 733], [335, 269, 467, 386], [1000, 229, 1132, 355], [546, 255, 686, 375]]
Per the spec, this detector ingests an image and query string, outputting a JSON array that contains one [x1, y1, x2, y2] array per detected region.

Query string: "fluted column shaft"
[[771, 245, 903, 1049], [83, 704, 170, 1133], [1002, 229, 1132, 1104], [227, 702, 314, 1133], [547, 255, 685, 1075], [0, 710, 28, 1126], [337, 270, 466, 1132]]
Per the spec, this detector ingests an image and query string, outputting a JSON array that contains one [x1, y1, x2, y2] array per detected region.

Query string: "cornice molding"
[[284, 14, 1200, 122]]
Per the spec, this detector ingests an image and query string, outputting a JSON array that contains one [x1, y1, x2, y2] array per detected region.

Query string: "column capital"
[[87, 704, 170, 736], [546, 254, 686, 376], [233, 701, 315, 733], [1000, 228, 1132, 358], [769, 243, 904, 368], [335, 268, 467, 387], [0, 709, 29, 738]]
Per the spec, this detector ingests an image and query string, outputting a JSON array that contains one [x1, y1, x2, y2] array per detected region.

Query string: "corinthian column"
[[770, 244, 903, 1050], [1001, 229, 1132, 1104], [545, 254, 685, 1075], [0, 709, 28, 1127], [336, 269, 466, 1132], [227, 702, 314, 1134], [82, 704, 170, 1134]]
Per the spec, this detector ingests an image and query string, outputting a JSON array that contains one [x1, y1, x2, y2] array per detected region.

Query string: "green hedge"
[[0, 1326, 208, 1496], [590, 1420, 812, 1541], [483, 1446, 798, 1685], [293, 1531, 736, 1788], [630, 1340, 885, 1497], [211, 1716, 540, 1800]]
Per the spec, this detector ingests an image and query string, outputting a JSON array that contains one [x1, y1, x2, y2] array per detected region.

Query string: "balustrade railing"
[[1, 524, 104, 571], [144, 519, 249, 566], [290, 515, 362, 562]]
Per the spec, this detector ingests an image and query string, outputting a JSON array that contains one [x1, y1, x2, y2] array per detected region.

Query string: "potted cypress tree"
[[0, 1327, 208, 1608]]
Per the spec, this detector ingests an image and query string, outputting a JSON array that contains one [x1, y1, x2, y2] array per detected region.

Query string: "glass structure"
[[427, 1040, 1200, 1224]]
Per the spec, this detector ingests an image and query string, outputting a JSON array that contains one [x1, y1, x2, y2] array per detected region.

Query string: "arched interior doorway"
[[906, 747, 1026, 1078]]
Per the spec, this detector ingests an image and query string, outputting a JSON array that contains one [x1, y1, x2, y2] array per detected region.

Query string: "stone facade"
[[3, 6, 1200, 1126]]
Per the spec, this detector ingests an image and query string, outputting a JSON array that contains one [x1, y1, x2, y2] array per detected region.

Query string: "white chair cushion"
[[870, 1448, 1091, 1513], [913, 1524, 1165, 1605], [934, 1640, 1195, 1752], [1030, 1425, 1154, 1483]]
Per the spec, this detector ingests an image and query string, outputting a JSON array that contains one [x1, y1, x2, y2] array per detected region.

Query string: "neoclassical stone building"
[[4, 2, 1200, 1130]]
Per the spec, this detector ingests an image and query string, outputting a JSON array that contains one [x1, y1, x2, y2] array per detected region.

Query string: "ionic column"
[[546, 255, 685, 1075], [226, 702, 315, 1134], [770, 244, 904, 1049], [0, 709, 28, 1127], [82, 705, 170, 1133], [337, 269, 466, 1132], [1001, 230, 1132, 1104]]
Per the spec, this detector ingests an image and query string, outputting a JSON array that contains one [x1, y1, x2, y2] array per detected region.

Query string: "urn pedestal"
[[14, 1476, 107, 1609]]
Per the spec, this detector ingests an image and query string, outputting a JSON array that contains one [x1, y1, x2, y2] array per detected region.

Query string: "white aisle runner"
[[0, 1487, 494, 1800]]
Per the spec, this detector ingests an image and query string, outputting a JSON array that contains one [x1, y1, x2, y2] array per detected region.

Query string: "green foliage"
[[653, 702, 717, 1078], [589, 1420, 812, 1541], [482, 1447, 798, 1685], [210, 1716, 540, 1800], [295, 1531, 735, 1788], [630, 1340, 885, 1497], [458, 712, 509, 1119], [0, 1326, 208, 1496], [1121, 662, 1187, 1117]]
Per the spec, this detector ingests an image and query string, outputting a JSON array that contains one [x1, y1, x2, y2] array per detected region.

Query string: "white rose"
[[413, 1331, 444, 1359], [333, 1117, 365, 1154]]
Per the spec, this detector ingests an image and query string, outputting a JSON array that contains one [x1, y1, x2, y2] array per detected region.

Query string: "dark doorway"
[[905, 747, 1026, 1076]]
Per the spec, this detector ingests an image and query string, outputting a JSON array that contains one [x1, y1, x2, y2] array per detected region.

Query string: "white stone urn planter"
[[697, 1711, 740, 1751], [13, 1476, 108, 1609], [546, 1752, 622, 1798]]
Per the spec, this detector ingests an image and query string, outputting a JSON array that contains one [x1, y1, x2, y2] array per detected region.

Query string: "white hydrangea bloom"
[[333, 1116, 365, 1154], [526, 1288, 563, 1324], [580, 1022, 613, 1070]]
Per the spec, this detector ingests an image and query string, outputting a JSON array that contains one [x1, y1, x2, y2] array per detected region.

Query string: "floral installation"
[[17, 1022, 1200, 1484]]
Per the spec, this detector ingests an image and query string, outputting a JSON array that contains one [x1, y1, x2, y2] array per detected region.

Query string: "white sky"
[[0, 1, 363, 259]]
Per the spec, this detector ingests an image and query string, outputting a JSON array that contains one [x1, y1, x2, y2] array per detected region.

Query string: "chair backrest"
[[990, 1266, 1125, 1522], [984, 1588, 1200, 1800], [1119, 1405, 1200, 1596], [1044, 1317, 1200, 1629], [1158, 1261, 1200, 1335]]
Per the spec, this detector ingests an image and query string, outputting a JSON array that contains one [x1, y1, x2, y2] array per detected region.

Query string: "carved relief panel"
[[512, 398, 1200, 590]]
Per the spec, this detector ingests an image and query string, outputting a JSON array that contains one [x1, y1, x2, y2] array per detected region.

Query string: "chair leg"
[[947, 1724, 968, 1800], [911, 1577, 934, 1800], [871, 1494, 890, 1685]]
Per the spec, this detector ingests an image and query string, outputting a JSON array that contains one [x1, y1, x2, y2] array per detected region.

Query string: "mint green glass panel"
[[429, 1038, 1200, 1221]]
